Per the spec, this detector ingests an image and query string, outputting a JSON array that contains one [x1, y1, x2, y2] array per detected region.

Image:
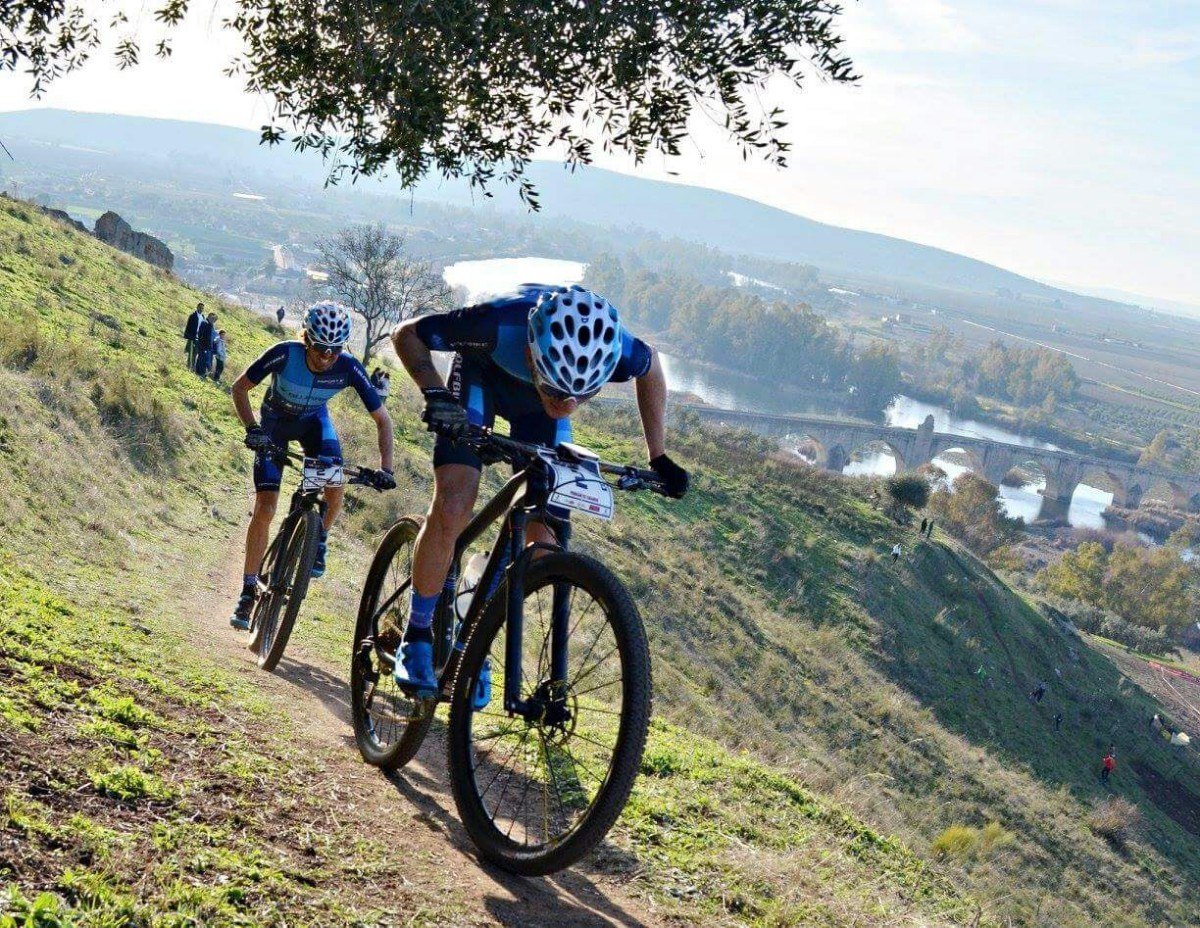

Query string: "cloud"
[[845, 0, 982, 53]]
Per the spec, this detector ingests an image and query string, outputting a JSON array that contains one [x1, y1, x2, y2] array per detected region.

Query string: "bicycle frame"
[[437, 464, 573, 718]]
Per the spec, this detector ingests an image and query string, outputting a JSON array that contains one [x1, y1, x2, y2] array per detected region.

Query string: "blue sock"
[[405, 590, 439, 643], [319, 529, 328, 544], [242, 574, 257, 591]]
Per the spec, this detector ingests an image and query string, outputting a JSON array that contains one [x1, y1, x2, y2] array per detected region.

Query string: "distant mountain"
[[0, 108, 1118, 306]]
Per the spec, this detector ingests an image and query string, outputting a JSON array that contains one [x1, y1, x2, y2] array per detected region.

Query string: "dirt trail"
[[183, 548, 664, 928]]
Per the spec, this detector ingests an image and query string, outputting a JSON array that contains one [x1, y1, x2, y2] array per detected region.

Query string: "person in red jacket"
[[1100, 749, 1116, 783]]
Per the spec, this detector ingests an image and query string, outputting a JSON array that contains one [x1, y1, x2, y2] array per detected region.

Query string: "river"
[[442, 256, 1115, 528]]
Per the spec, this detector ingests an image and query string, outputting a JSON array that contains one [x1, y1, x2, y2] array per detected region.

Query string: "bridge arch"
[[1000, 457, 1049, 490], [1075, 467, 1128, 509], [787, 432, 830, 468], [842, 439, 906, 476], [929, 445, 985, 476], [1139, 478, 1190, 510]]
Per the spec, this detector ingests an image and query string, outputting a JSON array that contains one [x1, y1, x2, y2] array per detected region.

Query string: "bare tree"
[[316, 225, 452, 365]]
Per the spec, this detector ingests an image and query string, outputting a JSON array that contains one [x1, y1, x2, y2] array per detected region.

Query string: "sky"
[[1, 0, 1198, 307]]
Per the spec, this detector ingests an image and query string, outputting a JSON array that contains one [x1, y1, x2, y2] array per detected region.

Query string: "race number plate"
[[545, 457, 614, 521], [301, 457, 344, 491]]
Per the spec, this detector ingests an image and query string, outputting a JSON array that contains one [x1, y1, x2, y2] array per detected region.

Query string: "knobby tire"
[[351, 517, 435, 770], [447, 552, 651, 876]]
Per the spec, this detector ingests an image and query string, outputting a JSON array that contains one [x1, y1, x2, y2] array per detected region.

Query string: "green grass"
[[1, 199, 1198, 926]]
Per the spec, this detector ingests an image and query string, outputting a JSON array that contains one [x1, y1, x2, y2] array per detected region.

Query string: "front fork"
[[503, 510, 572, 716]]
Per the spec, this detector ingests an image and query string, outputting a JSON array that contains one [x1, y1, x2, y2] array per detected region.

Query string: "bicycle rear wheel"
[[251, 509, 321, 671], [448, 552, 651, 875], [351, 517, 435, 770]]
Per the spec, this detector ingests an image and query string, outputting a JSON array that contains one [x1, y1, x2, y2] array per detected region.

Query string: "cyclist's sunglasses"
[[307, 339, 344, 357], [533, 368, 600, 404]]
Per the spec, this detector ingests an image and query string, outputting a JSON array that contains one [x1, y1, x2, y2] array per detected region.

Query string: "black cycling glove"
[[650, 453, 690, 499], [421, 387, 469, 439], [372, 468, 397, 492], [244, 424, 273, 452]]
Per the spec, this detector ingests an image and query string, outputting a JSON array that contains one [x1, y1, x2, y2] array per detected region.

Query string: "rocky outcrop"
[[38, 206, 90, 235], [93, 211, 174, 272]]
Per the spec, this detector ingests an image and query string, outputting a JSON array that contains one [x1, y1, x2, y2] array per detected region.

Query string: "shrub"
[[931, 822, 1014, 861], [1041, 597, 1174, 656], [886, 473, 930, 510], [0, 311, 45, 370], [1086, 798, 1141, 848], [931, 824, 977, 859]]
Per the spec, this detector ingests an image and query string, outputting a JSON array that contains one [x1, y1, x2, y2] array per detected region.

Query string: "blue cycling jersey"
[[413, 285, 653, 387], [245, 341, 381, 418]]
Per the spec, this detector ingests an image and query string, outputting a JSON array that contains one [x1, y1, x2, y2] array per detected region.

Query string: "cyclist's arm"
[[633, 348, 667, 460], [231, 373, 259, 428], [370, 405, 395, 472], [392, 320, 446, 391]]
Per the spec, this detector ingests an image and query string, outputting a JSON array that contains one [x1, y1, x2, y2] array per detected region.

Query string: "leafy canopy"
[[3, 1, 857, 206]]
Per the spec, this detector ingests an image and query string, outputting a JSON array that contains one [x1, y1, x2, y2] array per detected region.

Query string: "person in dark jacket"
[[183, 302, 205, 369], [194, 312, 218, 377], [276, 305, 286, 325]]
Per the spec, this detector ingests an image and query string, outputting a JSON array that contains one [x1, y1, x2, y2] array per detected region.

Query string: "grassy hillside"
[[1, 198, 1197, 926]]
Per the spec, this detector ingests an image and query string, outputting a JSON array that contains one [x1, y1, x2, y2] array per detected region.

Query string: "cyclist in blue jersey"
[[389, 284, 689, 694], [228, 302, 397, 629]]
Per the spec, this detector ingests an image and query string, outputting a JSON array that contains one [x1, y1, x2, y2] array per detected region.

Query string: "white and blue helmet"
[[303, 301, 352, 348], [528, 286, 621, 397]]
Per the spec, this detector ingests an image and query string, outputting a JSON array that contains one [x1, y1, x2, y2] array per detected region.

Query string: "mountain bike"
[[247, 448, 383, 672], [351, 425, 672, 875]]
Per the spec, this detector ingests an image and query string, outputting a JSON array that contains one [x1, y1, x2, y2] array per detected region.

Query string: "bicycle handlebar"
[[266, 446, 385, 490], [444, 425, 672, 497]]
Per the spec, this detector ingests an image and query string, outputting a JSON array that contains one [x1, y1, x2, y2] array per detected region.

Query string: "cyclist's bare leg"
[[242, 490, 279, 575], [322, 485, 343, 533], [412, 464, 481, 597]]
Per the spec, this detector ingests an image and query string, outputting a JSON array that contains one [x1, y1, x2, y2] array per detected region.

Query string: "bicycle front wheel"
[[251, 508, 321, 671], [448, 552, 651, 875], [351, 517, 435, 770]]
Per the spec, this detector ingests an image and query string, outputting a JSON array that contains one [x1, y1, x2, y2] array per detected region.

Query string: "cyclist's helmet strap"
[[303, 301, 353, 348], [528, 286, 621, 397]]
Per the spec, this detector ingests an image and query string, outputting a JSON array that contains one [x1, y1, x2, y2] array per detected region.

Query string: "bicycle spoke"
[[569, 643, 620, 691], [571, 676, 623, 699]]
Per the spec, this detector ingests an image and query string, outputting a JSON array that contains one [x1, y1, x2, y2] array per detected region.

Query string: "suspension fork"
[[503, 508, 529, 712], [548, 519, 573, 687]]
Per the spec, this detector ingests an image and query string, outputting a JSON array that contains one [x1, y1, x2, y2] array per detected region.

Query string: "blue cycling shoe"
[[393, 640, 438, 697], [311, 541, 327, 578], [229, 590, 254, 631], [472, 658, 492, 711]]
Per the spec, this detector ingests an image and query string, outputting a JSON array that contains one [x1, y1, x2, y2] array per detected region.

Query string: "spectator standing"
[[276, 305, 286, 325], [183, 302, 205, 370], [377, 371, 391, 404], [920, 517, 928, 535], [1030, 681, 1048, 704], [212, 330, 229, 382], [891, 543, 902, 562], [926, 519, 935, 539], [195, 312, 218, 377], [1100, 749, 1116, 783], [1054, 712, 1063, 731], [370, 367, 383, 389]]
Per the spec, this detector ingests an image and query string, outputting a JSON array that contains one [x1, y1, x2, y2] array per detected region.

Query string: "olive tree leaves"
[[3, 1, 856, 206]]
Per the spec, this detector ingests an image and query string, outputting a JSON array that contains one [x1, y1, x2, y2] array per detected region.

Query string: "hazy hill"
[[2, 199, 1198, 926], [0, 108, 1131, 311]]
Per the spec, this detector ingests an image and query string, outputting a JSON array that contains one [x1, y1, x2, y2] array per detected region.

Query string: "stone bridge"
[[676, 404, 1200, 513]]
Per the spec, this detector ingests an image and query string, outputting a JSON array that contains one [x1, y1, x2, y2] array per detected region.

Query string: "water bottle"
[[455, 552, 489, 621]]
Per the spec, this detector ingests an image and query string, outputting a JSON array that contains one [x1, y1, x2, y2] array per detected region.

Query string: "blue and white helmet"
[[303, 301, 352, 348], [528, 286, 621, 397]]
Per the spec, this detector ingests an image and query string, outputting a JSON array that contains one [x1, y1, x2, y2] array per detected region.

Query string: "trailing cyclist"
[[389, 283, 689, 694], [229, 301, 396, 629]]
